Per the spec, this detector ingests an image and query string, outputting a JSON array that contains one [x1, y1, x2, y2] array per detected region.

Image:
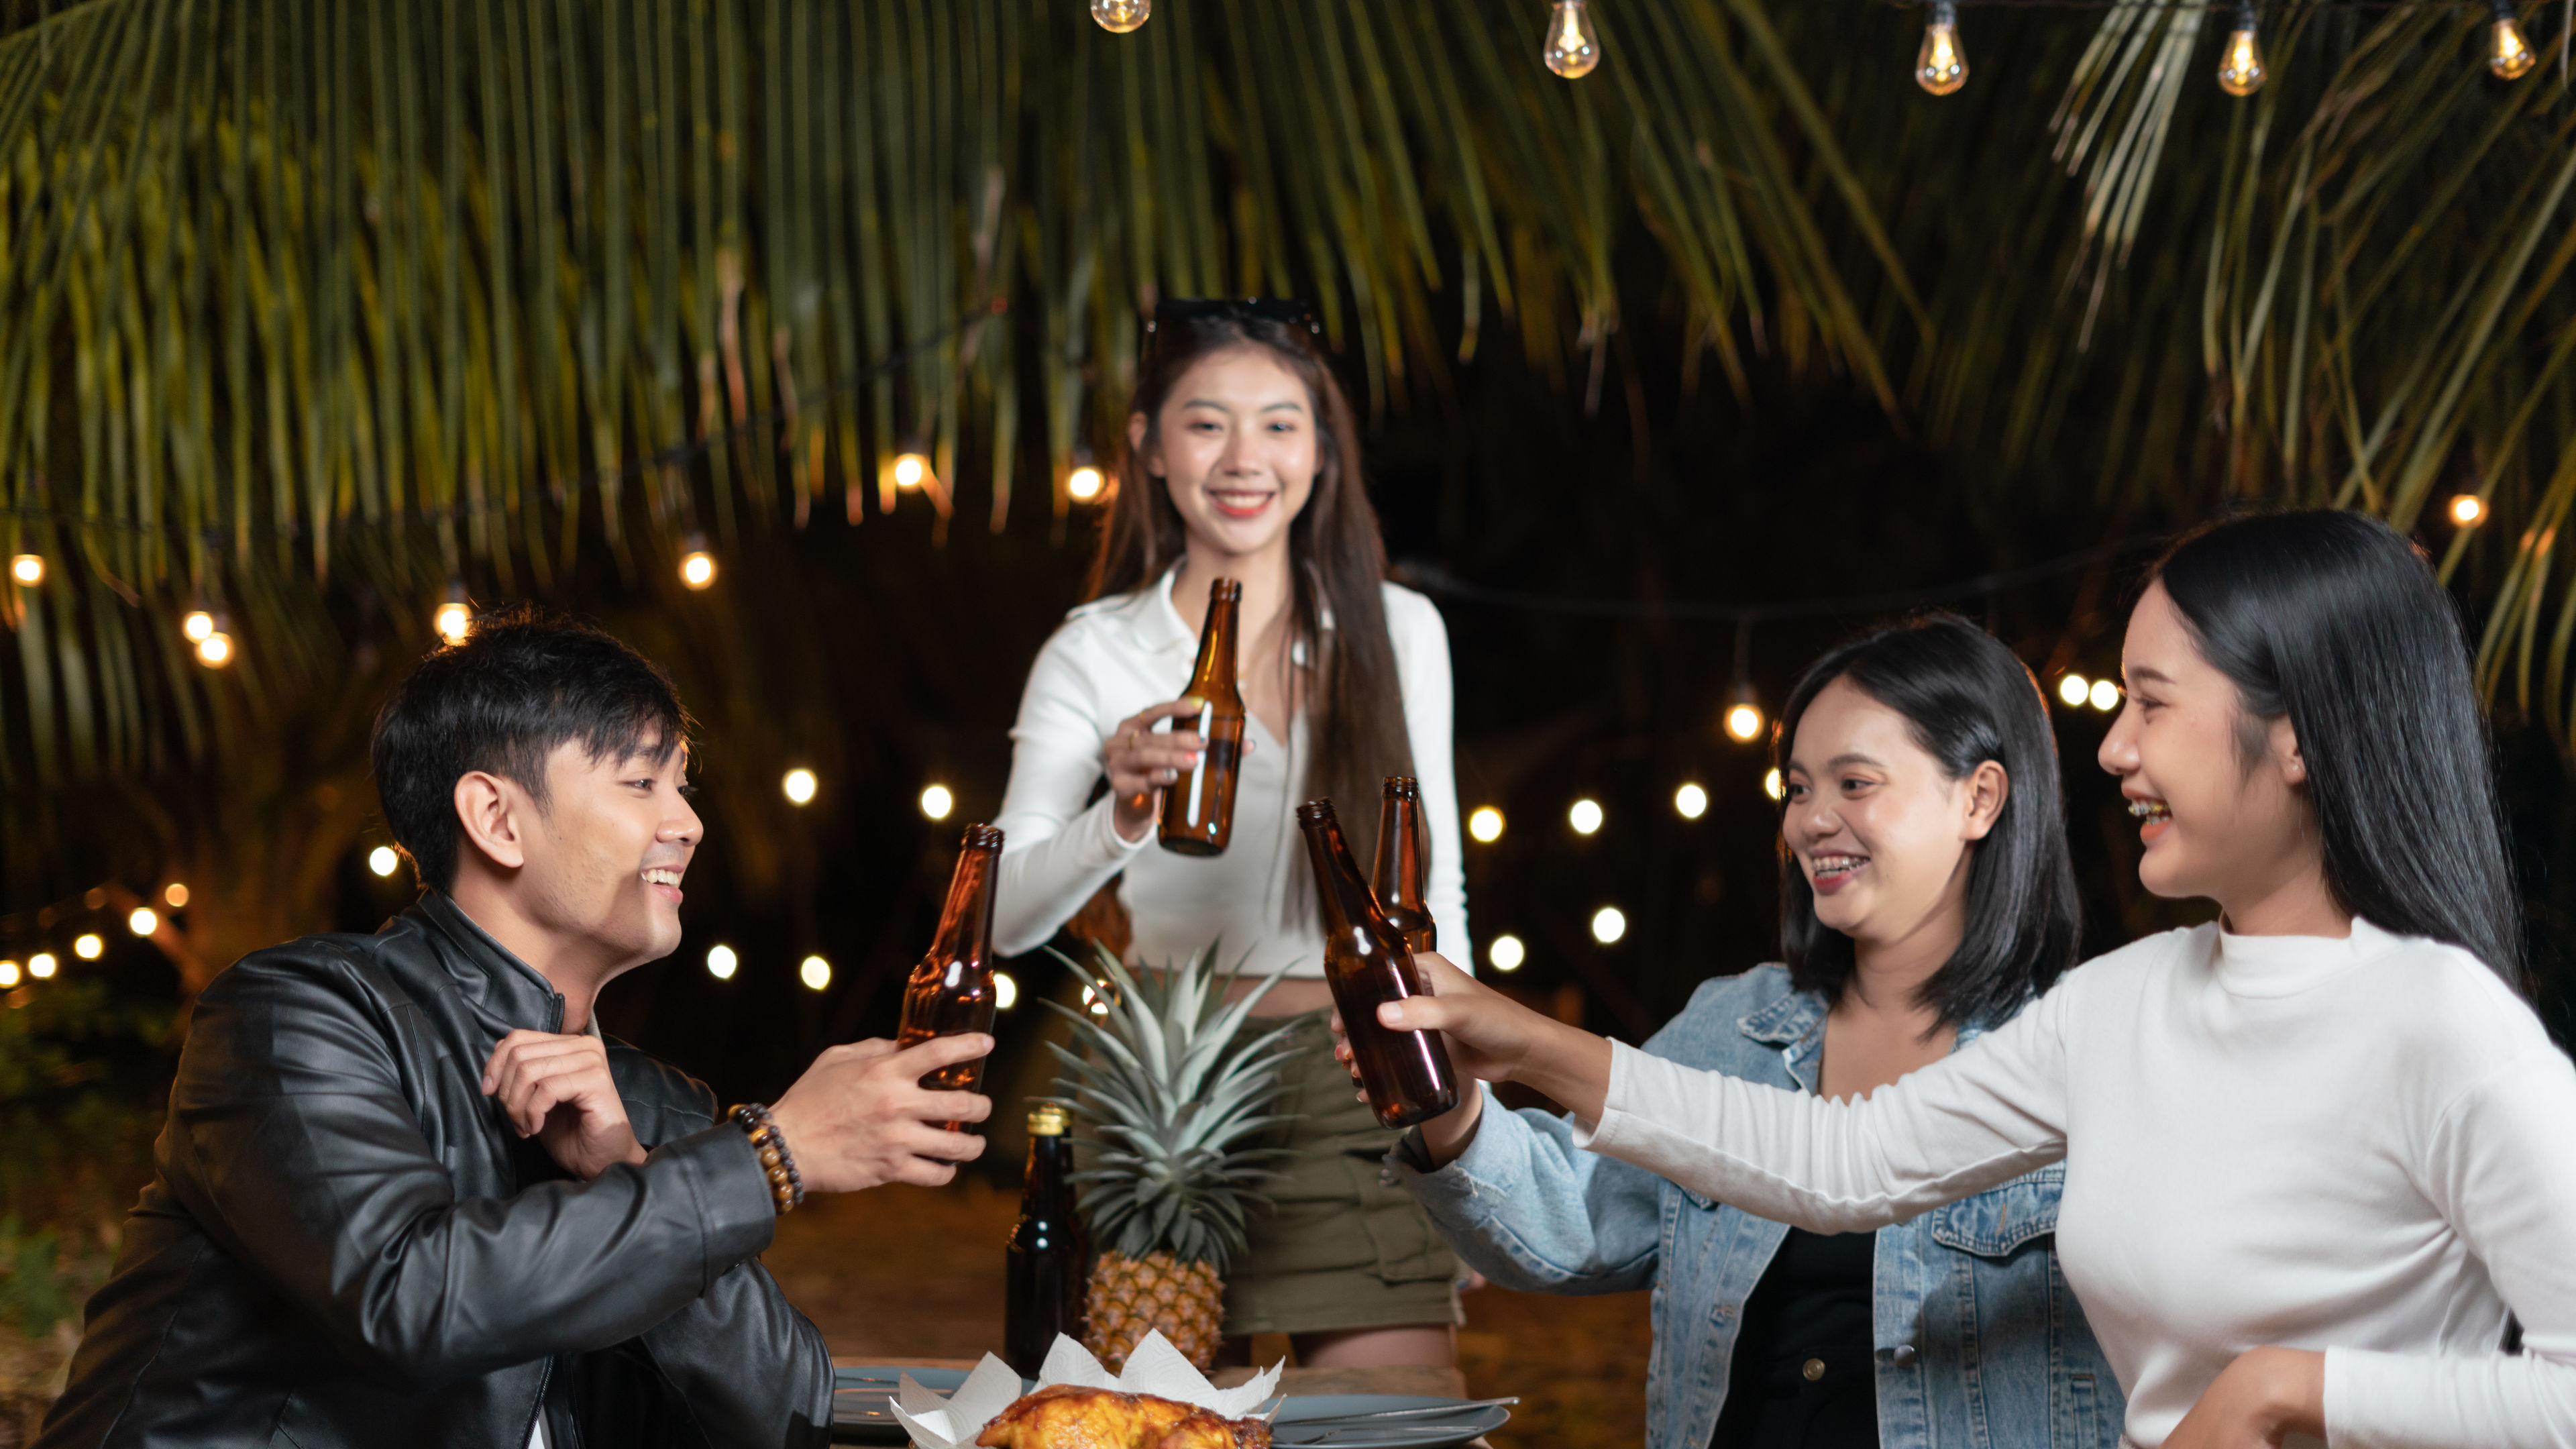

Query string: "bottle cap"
[[1028, 1103, 1071, 1135]]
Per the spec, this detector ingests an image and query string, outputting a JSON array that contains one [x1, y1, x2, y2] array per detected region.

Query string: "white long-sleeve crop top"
[[991, 569, 1470, 980]]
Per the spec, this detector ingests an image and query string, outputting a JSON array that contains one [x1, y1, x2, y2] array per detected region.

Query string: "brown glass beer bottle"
[[1004, 1103, 1091, 1377], [1295, 800, 1460, 1129], [1372, 776, 1437, 955], [898, 823, 1004, 1130], [1158, 579, 1246, 857]]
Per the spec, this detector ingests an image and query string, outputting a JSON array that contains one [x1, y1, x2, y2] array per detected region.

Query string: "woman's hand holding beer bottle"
[[1102, 701, 1258, 843], [1329, 951, 1615, 1168]]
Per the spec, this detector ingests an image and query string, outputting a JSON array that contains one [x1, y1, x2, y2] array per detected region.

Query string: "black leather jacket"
[[38, 894, 834, 1449]]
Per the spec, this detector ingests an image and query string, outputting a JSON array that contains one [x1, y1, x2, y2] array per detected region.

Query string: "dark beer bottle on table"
[[898, 823, 1004, 1130], [1004, 1103, 1091, 1377], [1372, 776, 1436, 955], [1295, 800, 1460, 1130], [1158, 579, 1246, 857]]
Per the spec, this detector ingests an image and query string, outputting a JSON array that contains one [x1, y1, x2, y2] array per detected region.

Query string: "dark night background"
[[50, 269, 2568, 1191]]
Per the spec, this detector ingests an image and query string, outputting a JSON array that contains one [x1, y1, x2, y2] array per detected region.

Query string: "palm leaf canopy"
[[1, 0, 2573, 792]]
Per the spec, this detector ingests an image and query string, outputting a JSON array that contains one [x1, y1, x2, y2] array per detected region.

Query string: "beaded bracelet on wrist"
[[728, 1102, 804, 1214]]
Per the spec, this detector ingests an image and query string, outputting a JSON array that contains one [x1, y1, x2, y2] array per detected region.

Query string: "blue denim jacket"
[[1391, 966, 2124, 1449]]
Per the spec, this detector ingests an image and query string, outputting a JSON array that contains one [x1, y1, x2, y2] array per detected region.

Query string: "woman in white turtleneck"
[[1346, 511, 2576, 1448]]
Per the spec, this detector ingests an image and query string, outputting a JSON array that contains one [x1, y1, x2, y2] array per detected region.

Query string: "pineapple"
[[1044, 943, 1300, 1371]]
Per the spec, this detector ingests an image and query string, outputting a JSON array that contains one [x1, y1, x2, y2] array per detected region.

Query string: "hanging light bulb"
[[434, 586, 472, 645], [1915, 0, 1968, 95], [2489, 1, 2536, 79], [1544, 0, 1600, 79], [1067, 465, 1104, 502], [1091, 0, 1148, 34], [2218, 1, 2266, 96], [892, 452, 932, 490], [181, 609, 215, 642], [8, 553, 42, 586], [196, 631, 235, 668], [678, 532, 718, 590]]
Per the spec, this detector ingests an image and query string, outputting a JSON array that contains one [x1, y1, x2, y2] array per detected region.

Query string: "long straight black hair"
[[2150, 510, 2522, 985], [1087, 309, 1413, 883], [1774, 612, 2082, 1028]]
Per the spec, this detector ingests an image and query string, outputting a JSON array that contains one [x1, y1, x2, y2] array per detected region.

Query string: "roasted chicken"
[[975, 1385, 1272, 1449]]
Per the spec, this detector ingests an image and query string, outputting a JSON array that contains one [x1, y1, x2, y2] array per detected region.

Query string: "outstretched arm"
[[1380, 953, 2072, 1231]]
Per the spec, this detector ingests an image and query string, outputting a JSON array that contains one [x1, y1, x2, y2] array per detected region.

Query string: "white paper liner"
[[890, 1332, 1284, 1448]]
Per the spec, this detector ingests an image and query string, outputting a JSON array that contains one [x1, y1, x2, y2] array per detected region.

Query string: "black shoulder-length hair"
[[2150, 510, 2522, 986], [1774, 612, 2082, 1028]]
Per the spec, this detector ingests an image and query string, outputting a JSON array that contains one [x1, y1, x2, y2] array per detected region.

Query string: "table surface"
[[834, 1358, 1493, 1444]]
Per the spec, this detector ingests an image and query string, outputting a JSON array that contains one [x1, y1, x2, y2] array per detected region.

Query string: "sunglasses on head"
[[1146, 297, 1323, 345]]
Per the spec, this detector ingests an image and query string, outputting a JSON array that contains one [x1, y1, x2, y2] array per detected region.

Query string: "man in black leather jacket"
[[39, 610, 995, 1448]]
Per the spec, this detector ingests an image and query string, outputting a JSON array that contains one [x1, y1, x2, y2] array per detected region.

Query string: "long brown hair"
[[1085, 310, 1414, 906]]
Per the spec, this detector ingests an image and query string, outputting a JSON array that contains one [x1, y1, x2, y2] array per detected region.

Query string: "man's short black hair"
[[371, 605, 692, 891]]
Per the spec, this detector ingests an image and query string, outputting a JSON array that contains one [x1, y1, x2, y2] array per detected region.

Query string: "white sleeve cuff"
[[1566, 1039, 1638, 1152]]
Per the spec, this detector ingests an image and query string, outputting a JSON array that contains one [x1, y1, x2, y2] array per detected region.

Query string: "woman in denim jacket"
[[1381, 614, 2123, 1448]]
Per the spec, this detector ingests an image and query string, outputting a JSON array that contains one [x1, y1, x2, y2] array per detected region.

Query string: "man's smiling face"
[[511, 732, 701, 973]]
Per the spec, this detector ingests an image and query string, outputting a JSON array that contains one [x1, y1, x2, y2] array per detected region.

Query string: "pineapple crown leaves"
[[1040, 940, 1305, 1270]]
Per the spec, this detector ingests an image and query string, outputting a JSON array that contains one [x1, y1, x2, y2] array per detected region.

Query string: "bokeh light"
[[1723, 703, 1764, 742], [2450, 494, 2485, 526], [995, 972, 1020, 1010], [2057, 674, 2090, 707], [164, 882, 190, 908], [707, 944, 739, 981], [783, 767, 818, 805], [9, 554, 43, 586], [369, 846, 400, 877], [1590, 906, 1627, 945], [1674, 783, 1708, 819], [893, 453, 930, 489], [73, 933, 104, 961], [800, 955, 833, 991], [127, 907, 159, 936], [1568, 798, 1604, 835], [196, 631, 235, 667], [182, 610, 215, 642], [1468, 806, 1505, 843], [0, 961, 16, 988], [1490, 934, 1525, 973], [1067, 466, 1104, 501], [1764, 768, 1784, 802], [680, 550, 718, 590], [2089, 678, 2121, 712], [920, 784, 955, 820], [28, 952, 56, 979]]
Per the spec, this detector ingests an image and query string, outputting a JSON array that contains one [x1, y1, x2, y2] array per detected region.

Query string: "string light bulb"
[[800, 954, 832, 991], [892, 452, 932, 490], [74, 933, 104, 961], [1590, 906, 1627, 945], [920, 784, 955, 820], [28, 952, 56, 979], [783, 767, 818, 806], [1764, 768, 1784, 802], [995, 972, 1020, 1010], [1068, 465, 1104, 502], [2089, 679, 2122, 712], [368, 845, 400, 877], [678, 533, 718, 590], [182, 610, 215, 642], [706, 944, 739, 981], [434, 586, 472, 645], [128, 907, 159, 936], [1915, 0, 1968, 95], [2058, 673, 2092, 707], [1468, 806, 1505, 843], [2489, 1, 2536, 79], [197, 630, 235, 668], [0, 961, 17, 989], [164, 882, 189, 908], [1568, 798, 1605, 836], [1490, 934, 1526, 972], [9, 553, 42, 586], [2218, 1, 2266, 96], [1544, 0, 1600, 79], [1091, 0, 1148, 34], [1674, 783, 1709, 820], [2451, 494, 2487, 526]]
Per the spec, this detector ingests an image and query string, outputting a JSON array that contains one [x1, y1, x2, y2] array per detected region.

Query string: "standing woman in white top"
[[994, 300, 1471, 1368], [1350, 511, 2576, 1446]]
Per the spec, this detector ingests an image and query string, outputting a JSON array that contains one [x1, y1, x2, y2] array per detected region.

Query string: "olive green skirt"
[[1220, 1010, 1463, 1338]]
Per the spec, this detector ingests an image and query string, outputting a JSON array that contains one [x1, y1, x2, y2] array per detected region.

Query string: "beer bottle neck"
[[1373, 798, 1428, 910], [1188, 590, 1240, 694], [930, 846, 999, 961], [1298, 816, 1382, 939]]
